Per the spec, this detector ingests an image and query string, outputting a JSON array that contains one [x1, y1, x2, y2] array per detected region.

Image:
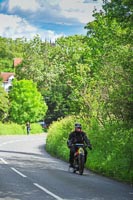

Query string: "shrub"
[[46, 116, 132, 183], [0, 122, 44, 135]]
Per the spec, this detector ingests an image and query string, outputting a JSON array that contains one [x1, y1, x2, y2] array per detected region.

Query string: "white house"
[[0, 58, 22, 92], [0, 72, 15, 92]]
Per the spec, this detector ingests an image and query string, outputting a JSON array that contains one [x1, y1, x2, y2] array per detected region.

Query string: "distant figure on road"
[[26, 122, 30, 135]]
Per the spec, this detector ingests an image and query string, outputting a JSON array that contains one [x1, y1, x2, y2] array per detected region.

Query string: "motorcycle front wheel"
[[78, 154, 85, 175], [73, 158, 78, 173]]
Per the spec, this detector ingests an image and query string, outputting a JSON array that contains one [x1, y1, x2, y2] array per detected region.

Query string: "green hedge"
[[0, 122, 44, 135], [46, 116, 132, 184]]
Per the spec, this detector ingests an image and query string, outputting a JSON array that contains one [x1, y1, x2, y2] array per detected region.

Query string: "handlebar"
[[69, 143, 92, 149], [74, 143, 84, 146], [71, 143, 87, 148]]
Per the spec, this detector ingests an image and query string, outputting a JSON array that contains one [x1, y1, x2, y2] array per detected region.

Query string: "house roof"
[[0, 72, 15, 82], [13, 58, 22, 67]]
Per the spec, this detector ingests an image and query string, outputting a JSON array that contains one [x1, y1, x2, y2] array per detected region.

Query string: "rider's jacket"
[[67, 131, 91, 147]]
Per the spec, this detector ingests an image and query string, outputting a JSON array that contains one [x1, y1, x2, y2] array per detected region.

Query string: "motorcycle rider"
[[67, 123, 92, 168]]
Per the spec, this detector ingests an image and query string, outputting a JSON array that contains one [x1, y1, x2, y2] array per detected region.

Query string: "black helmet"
[[75, 123, 82, 129]]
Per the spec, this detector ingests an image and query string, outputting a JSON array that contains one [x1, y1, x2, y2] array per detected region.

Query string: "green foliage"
[[9, 79, 48, 124], [46, 116, 132, 183], [0, 122, 44, 135], [0, 36, 25, 72], [46, 116, 75, 160], [15, 35, 47, 82], [83, 5, 133, 125], [15, 34, 91, 122], [0, 122, 24, 135], [87, 121, 133, 182], [0, 84, 9, 121], [29, 123, 44, 134], [103, 0, 133, 27]]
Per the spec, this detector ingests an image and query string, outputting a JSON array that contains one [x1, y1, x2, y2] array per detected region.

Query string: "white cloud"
[[7, 0, 103, 24], [59, 0, 94, 23], [0, 14, 62, 42], [42, 0, 103, 24], [58, 0, 103, 23], [0, 0, 103, 41], [8, 0, 40, 12]]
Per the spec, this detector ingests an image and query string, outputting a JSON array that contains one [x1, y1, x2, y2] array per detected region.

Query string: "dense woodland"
[[0, 0, 132, 183]]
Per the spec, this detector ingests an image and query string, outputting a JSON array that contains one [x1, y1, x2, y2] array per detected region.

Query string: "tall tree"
[[9, 79, 48, 124], [0, 37, 25, 72], [103, 0, 133, 26], [83, 0, 133, 125], [15, 35, 46, 83]]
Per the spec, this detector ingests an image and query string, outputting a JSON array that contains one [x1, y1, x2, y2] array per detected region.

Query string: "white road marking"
[[11, 167, 27, 178], [0, 158, 8, 164], [34, 183, 63, 200]]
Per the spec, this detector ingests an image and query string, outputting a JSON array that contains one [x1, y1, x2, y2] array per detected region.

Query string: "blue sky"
[[0, 0, 103, 42]]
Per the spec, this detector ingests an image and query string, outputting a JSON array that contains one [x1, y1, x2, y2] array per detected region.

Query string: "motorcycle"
[[69, 143, 87, 175]]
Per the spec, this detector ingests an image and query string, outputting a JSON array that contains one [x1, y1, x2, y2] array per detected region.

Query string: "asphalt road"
[[0, 134, 132, 200]]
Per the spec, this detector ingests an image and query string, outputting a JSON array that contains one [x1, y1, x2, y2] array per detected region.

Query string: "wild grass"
[[0, 122, 44, 135]]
